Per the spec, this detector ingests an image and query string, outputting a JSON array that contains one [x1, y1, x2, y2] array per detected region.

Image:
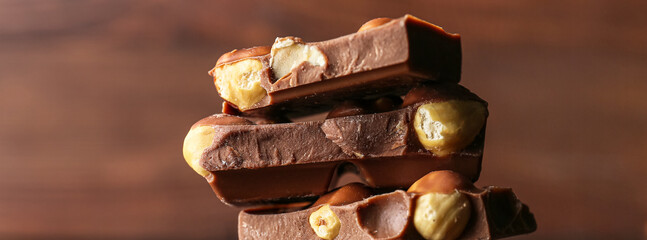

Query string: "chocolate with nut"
[[182, 83, 488, 205], [210, 14, 461, 115], [239, 181, 536, 239]]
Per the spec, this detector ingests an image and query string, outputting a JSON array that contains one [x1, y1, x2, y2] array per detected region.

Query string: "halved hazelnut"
[[212, 59, 267, 110], [209, 46, 271, 111], [182, 125, 215, 177], [413, 191, 471, 240], [408, 171, 474, 240], [309, 204, 341, 240], [183, 115, 254, 176], [413, 100, 486, 156], [270, 37, 326, 81]]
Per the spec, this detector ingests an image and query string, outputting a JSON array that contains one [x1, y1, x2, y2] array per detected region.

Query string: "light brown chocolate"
[[210, 15, 461, 115], [196, 83, 487, 205], [239, 186, 536, 240]]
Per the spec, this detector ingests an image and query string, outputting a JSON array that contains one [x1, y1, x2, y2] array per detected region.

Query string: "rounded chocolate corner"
[[356, 191, 412, 238]]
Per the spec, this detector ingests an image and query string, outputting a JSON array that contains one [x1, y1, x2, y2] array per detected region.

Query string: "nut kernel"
[[413, 191, 471, 240], [213, 58, 267, 110], [413, 100, 486, 156], [357, 17, 393, 32], [182, 125, 215, 177], [270, 37, 326, 80], [309, 204, 341, 239]]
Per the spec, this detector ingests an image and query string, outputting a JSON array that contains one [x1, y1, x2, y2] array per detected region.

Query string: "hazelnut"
[[270, 37, 326, 81], [408, 171, 474, 239], [183, 115, 254, 176], [357, 17, 393, 32], [211, 57, 268, 110], [182, 125, 215, 177], [209, 46, 270, 111], [413, 100, 486, 156], [413, 191, 471, 240], [309, 204, 341, 240]]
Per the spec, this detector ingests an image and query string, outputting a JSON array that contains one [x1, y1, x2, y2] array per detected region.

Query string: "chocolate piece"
[[197, 84, 487, 205], [211, 15, 461, 115], [238, 187, 536, 240]]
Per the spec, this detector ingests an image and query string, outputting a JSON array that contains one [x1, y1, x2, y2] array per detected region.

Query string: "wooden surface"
[[1, 0, 646, 239]]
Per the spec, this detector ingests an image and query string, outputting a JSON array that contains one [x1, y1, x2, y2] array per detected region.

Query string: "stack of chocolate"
[[183, 15, 536, 240]]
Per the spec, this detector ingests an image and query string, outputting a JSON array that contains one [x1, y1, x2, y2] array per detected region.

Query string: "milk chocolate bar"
[[183, 84, 488, 205], [209, 15, 461, 115], [239, 172, 536, 239], [239, 189, 536, 239]]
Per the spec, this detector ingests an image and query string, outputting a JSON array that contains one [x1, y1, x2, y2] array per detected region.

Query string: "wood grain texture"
[[0, 0, 646, 239]]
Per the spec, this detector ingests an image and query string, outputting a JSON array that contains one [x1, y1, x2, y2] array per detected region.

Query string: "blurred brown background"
[[1, 0, 646, 239]]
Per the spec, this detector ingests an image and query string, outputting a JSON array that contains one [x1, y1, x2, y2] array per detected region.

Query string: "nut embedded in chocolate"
[[413, 100, 487, 156], [183, 125, 215, 177], [407, 171, 476, 239], [413, 191, 471, 240], [182, 114, 254, 176], [194, 86, 487, 204], [239, 187, 536, 239], [270, 37, 327, 81], [209, 15, 462, 115], [210, 46, 271, 110], [309, 204, 341, 240]]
